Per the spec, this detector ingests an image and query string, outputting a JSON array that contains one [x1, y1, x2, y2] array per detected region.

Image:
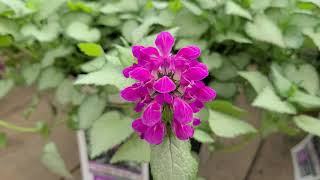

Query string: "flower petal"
[[144, 122, 166, 144], [132, 45, 144, 59], [155, 31, 174, 57], [132, 118, 148, 134], [192, 118, 201, 126], [176, 45, 201, 60], [129, 67, 153, 81], [196, 86, 216, 102], [142, 101, 162, 126], [183, 65, 208, 81], [155, 93, 173, 104], [122, 64, 138, 78], [120, 86, 140, 101], [153, 76, 176, 93], [172, 120, 194, 140], [173, 97, 193, 124], [189, 100, 204, 113]]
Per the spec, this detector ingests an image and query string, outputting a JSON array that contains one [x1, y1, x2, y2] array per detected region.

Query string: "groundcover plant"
[[0, 0, 320, 179]]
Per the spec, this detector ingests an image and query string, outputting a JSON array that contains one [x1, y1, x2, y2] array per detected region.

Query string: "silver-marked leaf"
[[150, 134, 198, 180], [22, 63, 41, 85], [288, 91, 320, 109], [294, 115, 320, 136], [38, 67, 64, 91], [303, 28, 320, 50], [89, 111, 133, 158], [225, 1, 252, 20], [41, 142, 72, 178], [75, 62, 134, 90], [21, 22, 60, 42], [238, 71, 272, 93], [193, 129, 214, 143], [208, 110, 257, 138], [0, 79, 14, 99], [55, 79, 74, 105], [66, 21, 100, 42], [245, 14, 285, 47], [270, 63, 292, 97], [110, 134, 150, 163], [252, 87, 296, 114], [41, 46, 73, 68], [78, 95, 106, 129]]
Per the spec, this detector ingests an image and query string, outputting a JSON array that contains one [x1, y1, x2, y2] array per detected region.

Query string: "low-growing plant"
[[0, 0, 320, 179]]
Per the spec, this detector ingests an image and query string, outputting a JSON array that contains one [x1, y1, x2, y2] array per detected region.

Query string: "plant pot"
[[77, 131, 149, 180]]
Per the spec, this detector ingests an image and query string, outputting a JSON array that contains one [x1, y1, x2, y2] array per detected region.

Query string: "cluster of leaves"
[[0, 0, 320, 179]]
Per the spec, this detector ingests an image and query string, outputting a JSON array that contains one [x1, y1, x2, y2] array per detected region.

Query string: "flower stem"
[[0, 120, 39, 133]]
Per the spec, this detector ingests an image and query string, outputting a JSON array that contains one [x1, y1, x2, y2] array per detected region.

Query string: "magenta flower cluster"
[[121, 32, 216, 144]]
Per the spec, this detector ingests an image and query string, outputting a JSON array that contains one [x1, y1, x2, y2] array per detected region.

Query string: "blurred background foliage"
[[0, 0, 320, 178]]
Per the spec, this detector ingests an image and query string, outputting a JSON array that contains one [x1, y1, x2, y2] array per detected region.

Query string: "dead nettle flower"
[[120, 32, 216, 144]]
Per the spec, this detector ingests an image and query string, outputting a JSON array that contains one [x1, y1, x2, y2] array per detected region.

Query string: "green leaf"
[[0, 34, 13, 47], [114, 45, 135, 67], [80, 56, 106, 73], [251, 0, 272, 11], [41, 142, 72, 178], [207, 100, 247, 118], [21, 21, 61, 42], [78, 95, 106, 129], [283, 26, 304, 49], [22, 63, 41, 85], [55, 79, 73, 105], [288, 91, 320, 109], [216, 32, 252, 44], [195, 0, 221, 9], [209, 81, 237, 98], [208, 110, 257, 138], [89, 111, 133, 158], [245, 14, 285, 47], [0, 132, 7, 148], [252, 87, 296, 114], [202, 52, 223, 71], [71, 88, 86, 106], [181, 0, 203, 15], [212, 60, 238, 81], [0, 0, 32, 17], [75, 62, 134, 90], [299, 0, 320, 8], [294, 115, 320, 136], [110, 134, 150, 163], [100, 0, 139, 14], [150, 133, 198, 180], [38, 67, 64, 91], [97, 15, 121, 27], [283, 64, 319, 95], [175, 10, 208, 38], [229, 53, 251, 69], [303, 28, 320, 50], [0, 18, 18, 37], [225, 1, 252, 20], [38, 0, 67, 20], [121, 20, 138, 43], [193, 129, 214, 143], [238, 71, 272, 93], [0, 79, 14, 99], [77, 43, 104, 57], [41, 46, 73, 68], [66, 21, 100, 42], [270, 63, 292, 97]]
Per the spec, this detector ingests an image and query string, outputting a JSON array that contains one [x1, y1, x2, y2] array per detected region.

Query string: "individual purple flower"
[[121, 32, 216, 144]]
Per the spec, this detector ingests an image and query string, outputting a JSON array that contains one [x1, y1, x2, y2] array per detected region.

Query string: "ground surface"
[[0, 87, 299, 180]]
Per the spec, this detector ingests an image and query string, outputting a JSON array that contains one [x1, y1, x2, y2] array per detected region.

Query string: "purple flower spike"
[[153, 76, 176, 93], [142, 101, 162, 126], [120, 31, 216, 144]]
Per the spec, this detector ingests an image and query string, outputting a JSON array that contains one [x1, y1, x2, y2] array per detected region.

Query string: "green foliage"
[[41, 142, 71, 178], [89, 111, 133, 158], [1, 0, 320, 178], [208, 110, 257, 138], [77, 43, 104, 57], [150, 133, 198, 180], [110, 134, 150, 163], [294, 115, 320, 137]]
